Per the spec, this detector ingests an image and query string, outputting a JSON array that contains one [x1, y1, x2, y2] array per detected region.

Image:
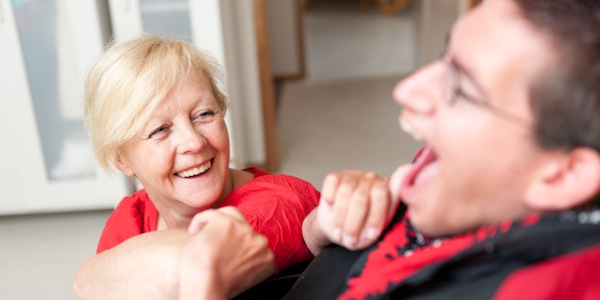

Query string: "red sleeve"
[[96, 190, 159, 253], [494, 244, 600, 300], [222, 168, 320, 273]]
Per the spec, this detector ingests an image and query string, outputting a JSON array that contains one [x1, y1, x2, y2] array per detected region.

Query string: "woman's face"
[[116, 71, 230, 217]]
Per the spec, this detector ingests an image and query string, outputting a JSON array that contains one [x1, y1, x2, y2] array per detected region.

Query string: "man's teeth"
[[177, 161, 211, 178], [400, 117, 422, 141]]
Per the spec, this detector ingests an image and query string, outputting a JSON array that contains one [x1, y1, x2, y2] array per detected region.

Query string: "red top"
[[96, 167, 320, 272]]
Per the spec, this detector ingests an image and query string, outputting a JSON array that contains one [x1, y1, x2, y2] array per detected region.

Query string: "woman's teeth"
[[400, 117, 422, 141], [177, 160, 212, 178]]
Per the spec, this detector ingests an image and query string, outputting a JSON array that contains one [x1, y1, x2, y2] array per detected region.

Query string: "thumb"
[[188, 209, 219, 234], [216, 206, 246, 222], [389, 164, 411, 209]]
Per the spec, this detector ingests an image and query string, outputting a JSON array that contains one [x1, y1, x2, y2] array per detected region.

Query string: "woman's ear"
[[114, 154, 135, 177], [525, 147, 600, 210]]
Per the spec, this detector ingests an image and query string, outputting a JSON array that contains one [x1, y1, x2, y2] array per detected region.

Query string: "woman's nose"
[[392, 61, 446, 116], [175, 123, 206, 154]]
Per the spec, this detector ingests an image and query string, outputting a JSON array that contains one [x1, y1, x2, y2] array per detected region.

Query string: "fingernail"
[[366, 227, 379, 240], [343, 234, 357, 247], [333, 227, 343, 241]]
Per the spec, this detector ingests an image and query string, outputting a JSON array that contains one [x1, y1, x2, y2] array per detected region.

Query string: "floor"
[[0, 0, 423, 299], [0, 211, 109, 299]]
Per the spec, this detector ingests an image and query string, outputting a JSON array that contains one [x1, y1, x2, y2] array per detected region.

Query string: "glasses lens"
[[440, 59, 456, 105]]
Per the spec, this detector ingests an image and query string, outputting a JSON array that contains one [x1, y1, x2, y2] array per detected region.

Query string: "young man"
[[289, 0, 600, 298]]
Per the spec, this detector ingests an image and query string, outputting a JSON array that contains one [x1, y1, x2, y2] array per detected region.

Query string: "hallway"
[[277, 0, 424, 186]]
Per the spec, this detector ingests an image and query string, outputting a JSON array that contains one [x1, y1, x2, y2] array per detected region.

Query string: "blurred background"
[[0, 0, 479, 298]]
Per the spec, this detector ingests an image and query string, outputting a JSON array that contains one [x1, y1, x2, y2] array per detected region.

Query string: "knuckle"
[[371, 186, 388, 200], [365, 171, 378, 179], [325, 172, 341, 183], [259, 234, 269, 246], [350, 193, 368, 206], [337, 184, 354, 199]]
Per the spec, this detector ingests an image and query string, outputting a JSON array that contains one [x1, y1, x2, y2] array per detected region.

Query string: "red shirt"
[[96, 167, 320, 272]]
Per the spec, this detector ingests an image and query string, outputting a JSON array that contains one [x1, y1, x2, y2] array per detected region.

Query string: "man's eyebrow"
[[447, 46, 486, 99], [441, 30, 486, 98]]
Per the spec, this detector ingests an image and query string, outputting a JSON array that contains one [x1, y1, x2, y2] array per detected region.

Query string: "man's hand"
[[303, 170, 405, 254]]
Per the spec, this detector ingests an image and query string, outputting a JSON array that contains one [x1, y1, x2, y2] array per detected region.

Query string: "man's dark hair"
[[516, 0, 600, 151], [516, 0, 600, 205]]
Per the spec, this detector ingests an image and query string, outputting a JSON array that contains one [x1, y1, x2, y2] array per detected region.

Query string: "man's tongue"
[[389, 146, 439, 202], [410, 145, 439, 188]]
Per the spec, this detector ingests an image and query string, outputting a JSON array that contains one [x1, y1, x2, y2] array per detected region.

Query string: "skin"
[[390, 0, 555, 237], [74, 207, 275, 300], [179, 207, 275, 300], [115, 70, 253, 229], [303, 171, 400, 254]]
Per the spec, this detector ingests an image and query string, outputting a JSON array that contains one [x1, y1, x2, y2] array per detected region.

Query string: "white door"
[[0, 0, 131, 215]]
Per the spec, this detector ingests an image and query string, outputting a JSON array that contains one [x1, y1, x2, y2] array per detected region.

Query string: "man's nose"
[[392, 61, 447, 116]]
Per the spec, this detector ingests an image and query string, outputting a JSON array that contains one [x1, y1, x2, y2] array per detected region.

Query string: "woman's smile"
[[176, 159, 213, 178]]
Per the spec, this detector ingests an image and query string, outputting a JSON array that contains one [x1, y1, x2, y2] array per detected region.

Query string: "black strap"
[[283, 205, 408, 300]]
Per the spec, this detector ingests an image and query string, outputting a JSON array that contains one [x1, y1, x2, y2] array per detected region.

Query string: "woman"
[[75, 35, 319, 299]]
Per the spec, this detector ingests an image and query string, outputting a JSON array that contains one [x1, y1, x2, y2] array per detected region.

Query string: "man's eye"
[[149, 126, 169, 138], [454, 86, 468, 100], [455, 86, 474, 104], [455, 86, 486, 107]]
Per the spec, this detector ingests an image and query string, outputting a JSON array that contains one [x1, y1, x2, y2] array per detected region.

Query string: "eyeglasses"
[[439, 56, 532, 126]]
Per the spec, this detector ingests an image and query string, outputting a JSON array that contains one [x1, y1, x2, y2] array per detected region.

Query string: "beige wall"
[[415, 0, 470, 67], [265, 0, 303, 79]]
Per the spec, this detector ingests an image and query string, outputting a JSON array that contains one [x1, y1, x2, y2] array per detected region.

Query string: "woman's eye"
[[149, 126, 169, 138], [194, 110, 215, 121]]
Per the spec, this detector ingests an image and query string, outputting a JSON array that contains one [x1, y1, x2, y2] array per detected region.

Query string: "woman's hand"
[[179, 207, 275, 300]]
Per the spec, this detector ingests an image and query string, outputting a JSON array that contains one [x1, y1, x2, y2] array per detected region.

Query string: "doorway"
[[274, 0, 422, 186]]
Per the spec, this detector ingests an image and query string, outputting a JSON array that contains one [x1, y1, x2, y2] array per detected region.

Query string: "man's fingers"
[[342, 172, 377, 247], [321, 173, 341, 205], [362, 179, 390, 242], [332, 174, 359, 239]]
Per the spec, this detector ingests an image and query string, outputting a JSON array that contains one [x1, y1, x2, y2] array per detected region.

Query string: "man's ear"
[[525, 147, 600, 210], [114, 154, 135, 177]]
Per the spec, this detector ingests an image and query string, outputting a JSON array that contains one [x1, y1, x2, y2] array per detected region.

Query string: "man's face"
[[391, 0, 556, 237]]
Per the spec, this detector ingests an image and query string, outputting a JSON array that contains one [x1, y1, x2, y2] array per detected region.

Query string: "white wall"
[[415, 0, 467, 66]]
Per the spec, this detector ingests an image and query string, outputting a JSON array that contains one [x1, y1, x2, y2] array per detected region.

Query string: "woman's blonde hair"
[[84, 35, 228, 171]]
